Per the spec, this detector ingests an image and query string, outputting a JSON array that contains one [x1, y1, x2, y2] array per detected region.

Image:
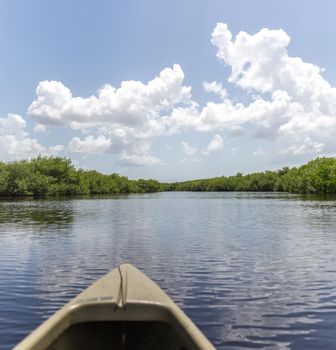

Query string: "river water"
[[1, 192, 336, 349]]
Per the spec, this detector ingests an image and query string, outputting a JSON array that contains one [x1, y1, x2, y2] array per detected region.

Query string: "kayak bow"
[[14, 263, 215, 350]]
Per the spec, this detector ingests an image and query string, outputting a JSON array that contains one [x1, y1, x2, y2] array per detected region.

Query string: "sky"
[[1, 0, 336, 181]]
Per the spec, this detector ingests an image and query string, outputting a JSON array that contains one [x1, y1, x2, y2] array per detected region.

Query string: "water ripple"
[[1, 193, 336, 349]]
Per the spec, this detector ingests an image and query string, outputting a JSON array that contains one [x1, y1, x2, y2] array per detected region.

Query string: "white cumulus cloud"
[[27, 64, 193, 164], [203, 134, 224, 155], [119, 141, 161, 166], [181, 141, 197, 157], [17, 23, 336, 165], [191, 22, 336, 158], [0, 114, 47, 161], [279, 137, 324, 156], [49, 144, 64, 154], [28, 64, 191, 131], [203, 81, 227, 99], [33, 124, 47, 133], [68, 135, 112, 154]]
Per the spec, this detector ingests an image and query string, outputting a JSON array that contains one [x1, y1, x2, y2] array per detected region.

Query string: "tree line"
[[0, 156, 160, 196], [0, 156, 335, 197], [161, 157, 336, 194]]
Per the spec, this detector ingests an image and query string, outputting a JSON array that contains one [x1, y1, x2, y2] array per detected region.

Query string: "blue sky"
[[1, 0, 336, 181]]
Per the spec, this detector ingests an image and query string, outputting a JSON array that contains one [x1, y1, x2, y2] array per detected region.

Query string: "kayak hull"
[[14, 264, 215, 350]]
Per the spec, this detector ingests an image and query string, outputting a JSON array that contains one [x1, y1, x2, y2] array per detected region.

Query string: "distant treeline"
[[0, 157, 160, 196], [161, 157, 336, 194], [0, 156, 335, 197]]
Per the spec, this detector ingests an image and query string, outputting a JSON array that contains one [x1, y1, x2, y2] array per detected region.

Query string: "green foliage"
[[0, 156, 335, 196], [162, 170, 279, 192], [160, 157, 336, 194], [135, 179, 161, 193], [0, 156, 161, 197], [275, 157, 336, 193]]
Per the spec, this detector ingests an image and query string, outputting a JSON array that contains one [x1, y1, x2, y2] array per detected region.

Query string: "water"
[[0, 192, 336, 349]]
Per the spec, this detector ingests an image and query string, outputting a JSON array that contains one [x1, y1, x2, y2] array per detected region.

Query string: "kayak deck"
[[14, 263, 215, 350]]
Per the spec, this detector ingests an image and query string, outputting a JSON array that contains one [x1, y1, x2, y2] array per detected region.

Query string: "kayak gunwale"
[[14, 263, 215, 350]]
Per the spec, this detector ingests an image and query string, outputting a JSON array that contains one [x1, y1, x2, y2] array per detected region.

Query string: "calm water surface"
[[1, 192, 336, 349]]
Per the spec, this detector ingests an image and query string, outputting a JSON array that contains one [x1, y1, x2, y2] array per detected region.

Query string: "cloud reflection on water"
[[1, 193, 336, 349]]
